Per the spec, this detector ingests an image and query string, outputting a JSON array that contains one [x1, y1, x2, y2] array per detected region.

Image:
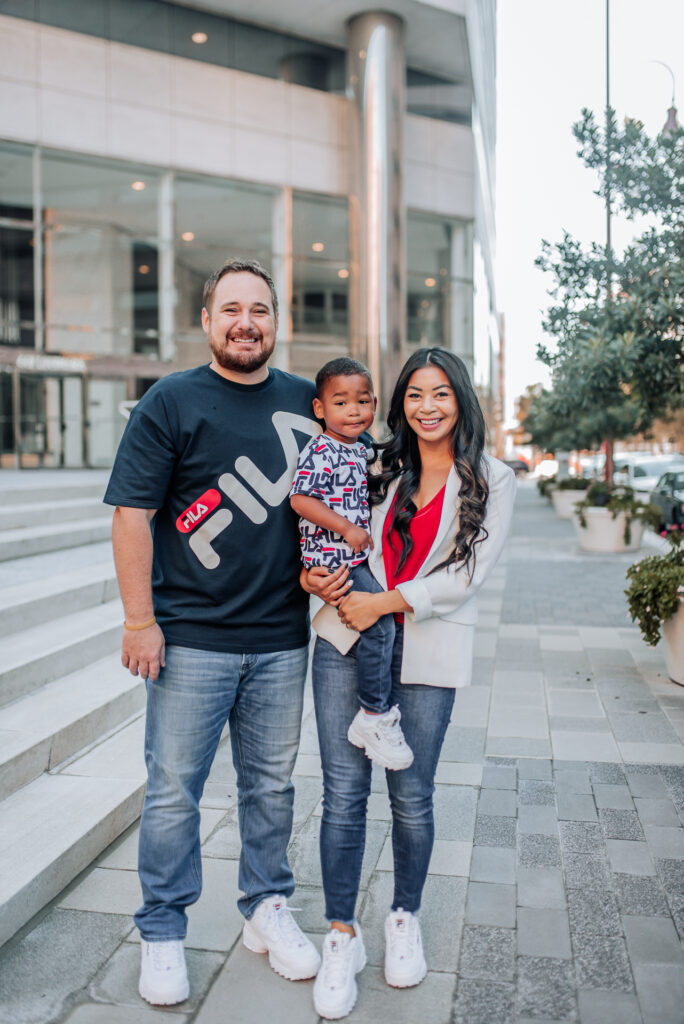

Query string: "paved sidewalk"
[[1, 480, 683, 1024]]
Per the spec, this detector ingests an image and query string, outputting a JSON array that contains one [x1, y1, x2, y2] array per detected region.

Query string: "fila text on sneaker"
[[384, 909, 427, 988]]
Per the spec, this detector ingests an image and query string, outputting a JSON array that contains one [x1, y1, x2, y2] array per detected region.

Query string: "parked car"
[[504, 459, 529, 477], [649, 470, 684, 530], [614, 455, 684, 499]]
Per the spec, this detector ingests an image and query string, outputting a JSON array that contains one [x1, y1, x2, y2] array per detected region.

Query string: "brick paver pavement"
[[1, 480, 683, 1024]]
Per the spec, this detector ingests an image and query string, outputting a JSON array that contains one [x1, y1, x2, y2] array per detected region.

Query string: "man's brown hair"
[[202, 258, 279, 321]]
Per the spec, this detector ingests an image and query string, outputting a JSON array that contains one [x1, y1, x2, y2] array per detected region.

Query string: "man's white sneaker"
[[347, 706, 414, 770], [384, 909, 427, 988], [138, 939, 189, 1005], [313, 925, 367, 1020], [242, 894, 321, 980]]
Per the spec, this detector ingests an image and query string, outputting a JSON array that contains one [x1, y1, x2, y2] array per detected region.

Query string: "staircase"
[[0, 470, 146, 948]]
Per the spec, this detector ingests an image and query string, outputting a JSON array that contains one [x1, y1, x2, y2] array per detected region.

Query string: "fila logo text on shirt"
[[178, 411, 319, 569]]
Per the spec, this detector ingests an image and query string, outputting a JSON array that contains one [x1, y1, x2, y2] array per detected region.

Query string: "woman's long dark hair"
[[369, 347, 489, 580]]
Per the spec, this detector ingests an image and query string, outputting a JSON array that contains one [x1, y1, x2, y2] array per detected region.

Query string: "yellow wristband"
[[123, 617, 157, 631]]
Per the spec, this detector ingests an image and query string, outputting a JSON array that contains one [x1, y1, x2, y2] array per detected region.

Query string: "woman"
[[305, 347, 516, 1020]]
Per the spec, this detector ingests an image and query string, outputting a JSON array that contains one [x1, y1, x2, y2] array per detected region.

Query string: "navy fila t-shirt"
[[104, 365, 319, 653]]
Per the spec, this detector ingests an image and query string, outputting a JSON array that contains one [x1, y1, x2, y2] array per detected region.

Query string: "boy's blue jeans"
[[348, 560, 395, 714], [134, 642, 308, 940]]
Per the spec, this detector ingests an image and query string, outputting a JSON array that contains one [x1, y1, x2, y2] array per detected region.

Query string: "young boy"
[[290, 357, 413, 771]]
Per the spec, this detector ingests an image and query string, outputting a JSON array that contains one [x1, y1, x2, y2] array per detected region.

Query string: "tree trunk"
[[603, 437, 614, 487]]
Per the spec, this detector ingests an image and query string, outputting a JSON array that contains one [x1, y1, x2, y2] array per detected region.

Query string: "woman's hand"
[[337, 591, 383, 632], [301, 565, 351, 606]]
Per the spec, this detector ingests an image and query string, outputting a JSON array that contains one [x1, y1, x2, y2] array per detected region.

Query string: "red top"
[[382, 484, 446, 622]]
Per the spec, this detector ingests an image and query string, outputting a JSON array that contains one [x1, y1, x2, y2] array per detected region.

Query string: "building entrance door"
[[0, 370, 86, 469]]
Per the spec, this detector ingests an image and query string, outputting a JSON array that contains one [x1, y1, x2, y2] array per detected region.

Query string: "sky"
[[496, 0, 684, 422]]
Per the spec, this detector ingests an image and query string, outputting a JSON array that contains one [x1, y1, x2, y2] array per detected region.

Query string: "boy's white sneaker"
[[138, 939, 189, 1005], [313, 925, 367, 1020], [243, 894, 321, 980], [347, 706, 414, 770], [384, 909, 427, 988]]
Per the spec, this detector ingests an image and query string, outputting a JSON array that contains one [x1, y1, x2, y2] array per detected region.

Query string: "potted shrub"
[[573, 482, 660, 553], [625, 528, 684, 685], [537, 475, 557, 503], [552, 477, 590, 519]]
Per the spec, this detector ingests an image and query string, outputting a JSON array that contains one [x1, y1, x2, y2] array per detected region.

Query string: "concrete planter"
[[663, 601, 684, 686], [572, 507, 644, 553], [552, 488, 589, 519]]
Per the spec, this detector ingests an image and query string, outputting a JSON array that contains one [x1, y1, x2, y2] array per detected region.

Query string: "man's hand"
[[301, 564, 351, 606], [122, 622, 166, 682], [342, 523, 373, 554]]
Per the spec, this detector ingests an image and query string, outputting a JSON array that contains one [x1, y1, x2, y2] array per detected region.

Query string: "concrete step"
[[0, 540, 113, 588], [0, 516, 112, 562], [0, 470, 110, 506], [0, 496, 112, 531], [0, 716, 146, 947], [0, 653, 144, 800], [0, 559, 117, 637], [0, 598, 122, 706]]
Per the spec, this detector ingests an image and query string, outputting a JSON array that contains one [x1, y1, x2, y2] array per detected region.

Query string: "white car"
[[614, 455, 684, 499]]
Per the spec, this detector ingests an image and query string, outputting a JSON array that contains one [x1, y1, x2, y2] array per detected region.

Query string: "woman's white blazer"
[[312, 452, 517, 688]]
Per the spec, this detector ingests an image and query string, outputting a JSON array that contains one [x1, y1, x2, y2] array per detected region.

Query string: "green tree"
[[535, 109, 684, 481]]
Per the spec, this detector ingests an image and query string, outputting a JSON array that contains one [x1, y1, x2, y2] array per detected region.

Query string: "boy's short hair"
[[315, 358, 373, 398]]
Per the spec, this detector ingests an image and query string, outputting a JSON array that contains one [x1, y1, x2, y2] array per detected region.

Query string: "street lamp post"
[[649, 60, 680, 134]]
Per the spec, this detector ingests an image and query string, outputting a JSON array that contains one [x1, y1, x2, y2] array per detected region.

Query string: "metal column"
[[347, 12, 406, 423], [158, 171, 175, 362], [272, 187, 293, 373]]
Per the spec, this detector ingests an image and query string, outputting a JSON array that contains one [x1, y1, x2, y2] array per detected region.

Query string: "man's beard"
[[209, 331, 274, 373]]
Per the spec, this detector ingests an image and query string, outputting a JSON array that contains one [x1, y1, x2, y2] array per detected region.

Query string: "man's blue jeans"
[[312, 624, 455, 924], [134, 642, 308, 940]]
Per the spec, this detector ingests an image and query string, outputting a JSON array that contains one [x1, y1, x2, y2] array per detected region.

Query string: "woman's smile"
[[404, 365, 459, 445]]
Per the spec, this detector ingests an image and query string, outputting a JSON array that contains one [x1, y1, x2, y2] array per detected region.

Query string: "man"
[[104, 259, 321, 1006]]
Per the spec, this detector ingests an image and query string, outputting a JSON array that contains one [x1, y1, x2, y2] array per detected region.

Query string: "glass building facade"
[[1, 0, 469, 123], [0, 141, 471, 468], [0, 0, 497, 468]]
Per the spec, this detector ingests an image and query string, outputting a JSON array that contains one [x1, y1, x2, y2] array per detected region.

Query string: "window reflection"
[[41, 153, 161, 357], [406, 213, 473, 354], [292, 192, 350, 364], [173, 175, 275, 354], [0, 145, 35, 347]]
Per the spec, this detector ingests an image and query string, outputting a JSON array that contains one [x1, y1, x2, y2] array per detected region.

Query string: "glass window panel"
[[0, 142, 35, 219], [0, 225, 34, 346], [406, 272, 448, 348], [293, 194, 348, 262], [169, 4, 232, 67], [37, 0, 106, 37], [109, 0, 171, 53], [41, 153, 161, 357], [174, 175, 275, 342], [407, 215, 451, 277], [87, 378, 127, 467], [292, 261, 349, 336], [7, 0, 347, 93], [0, 1, 36, 19], [42, 152, 160, 235], [0, 374, 12, 460], [407, 69, 472, 126], [132, 242, 159, 356], [290, 194, 349, 377]]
